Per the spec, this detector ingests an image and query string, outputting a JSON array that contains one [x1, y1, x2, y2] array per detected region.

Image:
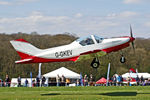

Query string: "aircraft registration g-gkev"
[[10, 27, 135, 68]]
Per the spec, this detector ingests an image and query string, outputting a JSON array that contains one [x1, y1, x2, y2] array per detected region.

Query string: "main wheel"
[[120, 56, 126, 63], [91, 58, 100, 68]]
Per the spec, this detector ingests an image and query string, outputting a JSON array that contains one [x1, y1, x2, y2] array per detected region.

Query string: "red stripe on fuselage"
[[16, 51, 79, 64], [80, 50, 101, 55], [30, 56, 80, 63]]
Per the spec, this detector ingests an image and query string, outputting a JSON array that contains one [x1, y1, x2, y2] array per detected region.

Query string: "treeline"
[[0, 33, 150, 81]]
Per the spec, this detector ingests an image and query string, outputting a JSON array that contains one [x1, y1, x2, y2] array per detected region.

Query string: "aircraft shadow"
[[41, 92, 150, 96], [41, 93, 61, 96], [99, 92, 137, 96]]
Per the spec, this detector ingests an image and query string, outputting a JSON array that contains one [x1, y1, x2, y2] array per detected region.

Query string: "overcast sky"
[[0, 0, 150, 38]]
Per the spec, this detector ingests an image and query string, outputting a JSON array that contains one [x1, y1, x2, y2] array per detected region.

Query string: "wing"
[[76, 51, 106, 62]]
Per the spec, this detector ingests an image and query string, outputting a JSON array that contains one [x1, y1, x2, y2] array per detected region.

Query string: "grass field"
[[0, 86, 150, 100]]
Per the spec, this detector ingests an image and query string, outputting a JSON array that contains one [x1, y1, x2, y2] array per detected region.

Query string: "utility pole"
[[106, 63, 111, 86], [38, 63, 42, 87]]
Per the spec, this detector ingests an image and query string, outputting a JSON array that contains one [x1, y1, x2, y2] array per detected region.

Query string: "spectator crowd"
[[1, 73, 150, 87]]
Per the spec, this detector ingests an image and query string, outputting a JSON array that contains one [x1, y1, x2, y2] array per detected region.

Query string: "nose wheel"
[[120, 56, 126, 63], [91, 57, 100, 68], [120, 51, 126, 63]]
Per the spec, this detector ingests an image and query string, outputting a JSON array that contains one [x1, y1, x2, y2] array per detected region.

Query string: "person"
[[36, 76, 40, 87], [126, 77, 131, 86], [140, 75, 144, 85], [61, 75, 65, 86], [0, 79, 2, 87], [25, 79, 28, 87], [116, 75, 121, 86], [1, 80, 4, 87], [84, 74, 88, 86], [17, 75, 21, 87], [120, 75, 123, 86], [112, 75, 116, 86], [143, 79, 148, 86], [65, 78, 70, 86], [76, 79, 79, 86], [148, 78, 150, 85], [136, 75, 140, 86], [89, 74, 93, 86], [56, 74, 60, 86], [116, 75, 118, 86], [42, 76, 46, 87], [5, 75, 10, 87], [32, 79, 36, 87]]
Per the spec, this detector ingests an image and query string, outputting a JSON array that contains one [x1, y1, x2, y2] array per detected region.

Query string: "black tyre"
[[91, 58, 100, 68]]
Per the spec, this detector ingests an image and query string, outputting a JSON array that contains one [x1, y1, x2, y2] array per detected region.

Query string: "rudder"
[[10, 39, 42, 59]]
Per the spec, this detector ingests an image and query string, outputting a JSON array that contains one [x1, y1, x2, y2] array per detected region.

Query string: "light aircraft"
[[10, 26, 135, 68]]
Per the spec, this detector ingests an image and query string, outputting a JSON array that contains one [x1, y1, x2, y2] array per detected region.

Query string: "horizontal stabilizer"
[[15, 59, 33, 64]]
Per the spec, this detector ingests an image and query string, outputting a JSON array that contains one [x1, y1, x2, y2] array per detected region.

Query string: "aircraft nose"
[[129, 37, 135, 42]]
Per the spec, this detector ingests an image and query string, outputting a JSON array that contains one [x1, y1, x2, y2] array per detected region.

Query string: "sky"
[[0, 0, 150, 38]]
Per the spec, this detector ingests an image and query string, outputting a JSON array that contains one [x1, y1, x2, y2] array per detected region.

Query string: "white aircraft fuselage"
[[10, 35, 135, 64]]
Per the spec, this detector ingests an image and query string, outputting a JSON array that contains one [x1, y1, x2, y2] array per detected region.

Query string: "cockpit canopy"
[[94, 35, 104, 43], [76, 35, 104, 46]]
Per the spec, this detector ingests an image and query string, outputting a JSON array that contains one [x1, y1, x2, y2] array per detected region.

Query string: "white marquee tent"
[[43, 67, 80, 86], [43, 67, 80, 79], [11, 78, 35, 87], [122, 73, 150, 79]]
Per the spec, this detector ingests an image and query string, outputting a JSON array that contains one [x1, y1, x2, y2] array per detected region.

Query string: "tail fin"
[[10, 39, 42, 59]]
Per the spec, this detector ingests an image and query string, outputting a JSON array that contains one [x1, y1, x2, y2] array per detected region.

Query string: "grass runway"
[[0, 86, 150, 100]]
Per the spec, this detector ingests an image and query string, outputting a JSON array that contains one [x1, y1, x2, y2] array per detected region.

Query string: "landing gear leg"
[[91, 57, 100, 68]]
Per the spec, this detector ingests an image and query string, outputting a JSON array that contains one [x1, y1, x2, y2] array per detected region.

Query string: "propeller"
[[130, 25, 135, 53]]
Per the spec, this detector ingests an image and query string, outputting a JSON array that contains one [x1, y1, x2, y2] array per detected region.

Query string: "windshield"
[[94, 35, 104, 43], [76, 36, 94, 46]]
